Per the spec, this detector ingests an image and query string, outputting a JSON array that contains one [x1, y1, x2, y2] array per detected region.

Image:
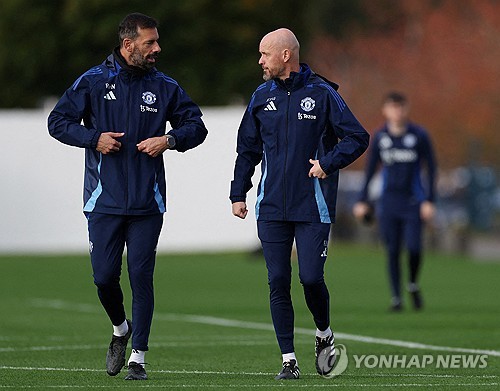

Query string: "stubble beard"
[[130, 47, 157, 71], [262, 65, 285, 81]]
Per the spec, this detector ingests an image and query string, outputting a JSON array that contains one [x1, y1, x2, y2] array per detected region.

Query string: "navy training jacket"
[[230, 64, 369, 223], [358, 123, 437, 205], [48, 49, 208, 215]]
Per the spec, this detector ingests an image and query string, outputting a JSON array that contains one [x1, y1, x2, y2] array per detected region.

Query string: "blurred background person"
[[353, 92, 437, 312]]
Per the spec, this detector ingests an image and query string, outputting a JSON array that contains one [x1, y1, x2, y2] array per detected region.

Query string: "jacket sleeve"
[[358, 133, 381, 202], [318, 92, 370, 175], [166, 87, 208, 153], [419, 130, 437, 202], [229, 105, 263, 203], [47, 73, 101, 148]]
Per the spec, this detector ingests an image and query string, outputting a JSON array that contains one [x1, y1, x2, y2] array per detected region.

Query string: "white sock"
[[128, 349, 145, 368], [113, 320, 129, 337], [316, 326, 333, 339], [282, 352, 297, 365]]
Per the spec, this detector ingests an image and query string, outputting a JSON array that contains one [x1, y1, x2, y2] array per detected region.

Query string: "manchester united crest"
[[142, 91, 156, 105], [300, 97, 315, 112]]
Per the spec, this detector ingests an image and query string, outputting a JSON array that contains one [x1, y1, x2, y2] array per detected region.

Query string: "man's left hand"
[[137, 136, 169, 157], [308, 159, 327, 179], [420, 201, 436, 222]]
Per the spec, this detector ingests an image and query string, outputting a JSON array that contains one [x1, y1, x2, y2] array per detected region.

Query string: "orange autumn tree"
[[307, 0, 500, 169]]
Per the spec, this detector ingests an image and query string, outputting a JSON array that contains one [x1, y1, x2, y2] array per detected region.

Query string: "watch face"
[[168, 136, 175, 147]]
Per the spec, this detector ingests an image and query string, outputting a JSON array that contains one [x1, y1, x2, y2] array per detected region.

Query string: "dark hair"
[[383, 92, 408, 105], [118, 13, 158, 46]]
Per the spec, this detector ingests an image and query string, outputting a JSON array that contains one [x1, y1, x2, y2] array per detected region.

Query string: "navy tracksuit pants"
[[86, 212, 163, 351], [378, 198, 422, 299], [257, 221, 331, 354]]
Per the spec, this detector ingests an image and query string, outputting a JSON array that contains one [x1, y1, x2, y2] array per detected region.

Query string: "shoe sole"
[[124, 375, 147, 380]]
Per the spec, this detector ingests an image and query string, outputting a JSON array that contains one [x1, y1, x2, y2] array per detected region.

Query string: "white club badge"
[[142, 91, 156, 105], [403, 134, 417, 148], [300, 97, 315, 112], [379, 135, 393, 149]]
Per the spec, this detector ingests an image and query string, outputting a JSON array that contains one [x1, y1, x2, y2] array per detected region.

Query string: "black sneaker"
[[106, 319, 132, 376], [275, 359, 300, 380], [124, 362, 148, 380], [389, 297, 403, 312], [410, 289, 423, 310], [315, 334, 336, 375]]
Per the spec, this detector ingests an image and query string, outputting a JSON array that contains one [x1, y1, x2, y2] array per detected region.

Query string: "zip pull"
[[288, 91, 291, 96]]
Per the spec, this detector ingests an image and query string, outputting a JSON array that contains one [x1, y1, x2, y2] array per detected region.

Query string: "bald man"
[[230, 29, 369, 379]]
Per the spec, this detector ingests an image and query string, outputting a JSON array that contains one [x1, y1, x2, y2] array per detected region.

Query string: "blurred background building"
[[0, 0, 498, 259]]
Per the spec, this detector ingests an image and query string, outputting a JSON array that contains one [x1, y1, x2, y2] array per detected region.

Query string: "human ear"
[[282, 49, 290, 63], [123, 38, 134, 53]]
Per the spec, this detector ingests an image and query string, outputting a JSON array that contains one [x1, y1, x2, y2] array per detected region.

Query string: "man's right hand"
[[96, 132, 124, 154], [232, 202, 248, 219], [352, 202, 370, 222]]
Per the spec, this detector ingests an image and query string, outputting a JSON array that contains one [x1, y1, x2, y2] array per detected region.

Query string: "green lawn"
[[0, 242, 498, 390]]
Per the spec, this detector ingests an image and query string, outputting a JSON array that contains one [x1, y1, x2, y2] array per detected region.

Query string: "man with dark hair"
[[48, 13, 208, 380], [118, 13, 159, 43], [353, 92, 436, 312], [230, 28, 369, 380]]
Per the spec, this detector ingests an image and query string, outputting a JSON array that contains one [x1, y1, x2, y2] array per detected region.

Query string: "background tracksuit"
[[358, 123, 436, 301], [48, 48, 208, 351], [230, 64, 369, 354]]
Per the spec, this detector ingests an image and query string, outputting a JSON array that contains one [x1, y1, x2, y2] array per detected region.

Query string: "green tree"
[[0, 0, 315, 107]]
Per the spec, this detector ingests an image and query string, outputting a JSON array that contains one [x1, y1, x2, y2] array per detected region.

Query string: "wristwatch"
[[165, 134, 176, 148]]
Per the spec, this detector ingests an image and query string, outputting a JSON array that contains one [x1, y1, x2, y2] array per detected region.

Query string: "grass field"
[[0, 242, 498, 390]]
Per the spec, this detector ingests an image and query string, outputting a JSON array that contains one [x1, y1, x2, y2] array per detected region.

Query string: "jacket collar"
[[105, 46, 155, 76], [275, 63, 312, 91]]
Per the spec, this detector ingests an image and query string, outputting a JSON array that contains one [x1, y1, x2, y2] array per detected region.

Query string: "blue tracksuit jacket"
[[48, 49, 208, 215], [359, 123, 437, 207], [230, 64, 369, 223]]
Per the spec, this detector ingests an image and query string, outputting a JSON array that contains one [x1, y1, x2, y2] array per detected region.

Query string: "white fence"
[[0, 106, 260, 253]]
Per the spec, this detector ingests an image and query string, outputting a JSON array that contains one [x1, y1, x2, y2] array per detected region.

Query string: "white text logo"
[[264, 101, 277, 111], [353, 354, 488, 369], [104, 91, 116, 100], [321, 240, 328, 257], [140, 105, 158, 113], [381, 148, 417, 165], [298, 112, 316, 120]]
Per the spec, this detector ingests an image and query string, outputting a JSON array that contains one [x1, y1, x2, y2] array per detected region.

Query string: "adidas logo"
[[264, 101, 277, 111], [104, 91, 117, 100]]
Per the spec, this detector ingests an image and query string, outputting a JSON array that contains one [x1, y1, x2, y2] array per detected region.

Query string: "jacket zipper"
[[124, 75, 130, 214], [283, 90, 291, 220]]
